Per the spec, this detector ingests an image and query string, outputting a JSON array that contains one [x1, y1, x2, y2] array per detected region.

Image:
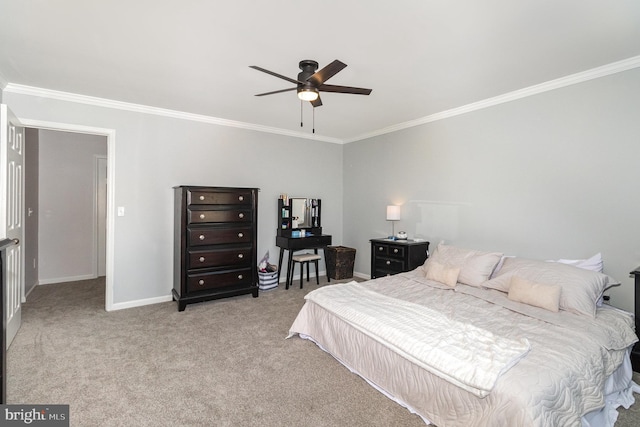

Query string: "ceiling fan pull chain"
[[313, 107, 315, 134], [300, 101, 303, 128]]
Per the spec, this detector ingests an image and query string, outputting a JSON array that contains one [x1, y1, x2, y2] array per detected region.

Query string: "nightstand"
[[370, 238, 430, 279]]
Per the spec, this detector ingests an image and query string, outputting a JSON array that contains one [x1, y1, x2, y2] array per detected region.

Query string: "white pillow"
[[552, 253, 603, 273], [490, 255, 515, 279], [551, 253, 606, 306], [423, 242, 502, 287], [483, 257, 619, 318], [425, 261, 460, 288], [508, 276, 561, 312]]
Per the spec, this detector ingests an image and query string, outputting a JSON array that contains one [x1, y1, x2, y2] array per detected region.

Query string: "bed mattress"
[[288, 271, 638, 427]]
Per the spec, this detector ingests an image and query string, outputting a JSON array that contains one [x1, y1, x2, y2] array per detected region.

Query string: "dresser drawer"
[[188, 190, 252, 206], [188, 247, 252, 269], [387, 245, 405, 259], [374, 257, 405, 273], [187, 268, 253, 293], [373, 243, 405, 259], [188, 209, 252, 224], [188, 226, 252, 246], [373, 243, 388, 256]]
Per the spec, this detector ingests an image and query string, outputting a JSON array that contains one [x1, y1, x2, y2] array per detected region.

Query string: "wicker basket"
[[326, 246, 356, 280]]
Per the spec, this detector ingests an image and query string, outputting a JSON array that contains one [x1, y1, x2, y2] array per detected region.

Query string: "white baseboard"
[[24, 280, 38, 301], [110, 270, 369, 312], [353, 271, 371, 280], [281, 269, 371, 283], [108, 294, 174, 312], [39, 274, 97, 285], [278, 269, 330, 283]]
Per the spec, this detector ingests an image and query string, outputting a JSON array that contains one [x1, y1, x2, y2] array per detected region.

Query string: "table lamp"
[[386, 205, 400, 238]]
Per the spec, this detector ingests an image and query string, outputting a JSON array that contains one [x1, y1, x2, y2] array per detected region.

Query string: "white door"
[[0, 105, 24, 349]]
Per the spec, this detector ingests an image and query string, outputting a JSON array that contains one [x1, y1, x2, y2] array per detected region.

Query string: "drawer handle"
[[386, 260, 391, 265], [199, 234, 205, 240], [199, 213, 205, 219], [393, 248, 399, 254], [378, 247, 384, 251], [237, 232, 244, 238], [238, 195, 244, 201], [198, 279, 205, 285], [238, 253, 244, 259], [199, 195, 205, 201], [238, 274, 243, 280], [238, 213, 244, 219], [199, 256, 205, 262]]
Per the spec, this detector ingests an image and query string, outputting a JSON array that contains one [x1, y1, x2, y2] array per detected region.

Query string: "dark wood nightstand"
[[370, 238, 429, 279], [631, 267, 640, 372]]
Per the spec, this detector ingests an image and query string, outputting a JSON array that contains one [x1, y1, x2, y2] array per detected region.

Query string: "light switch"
[[117, 207, 125, 216]]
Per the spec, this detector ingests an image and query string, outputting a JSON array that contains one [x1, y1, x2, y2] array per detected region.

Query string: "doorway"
[[20, 120, 115, 311], [25, 129, 107, 293]]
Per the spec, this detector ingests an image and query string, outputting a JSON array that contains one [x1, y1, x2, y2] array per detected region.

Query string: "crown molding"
[[2, 84, 343, 144], [344, 55, 640, 143], [4, 55, 639, 145]]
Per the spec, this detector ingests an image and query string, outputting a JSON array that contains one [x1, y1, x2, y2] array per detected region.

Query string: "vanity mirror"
[[277, 197, 322, 236], [290, 198, 310, 228]]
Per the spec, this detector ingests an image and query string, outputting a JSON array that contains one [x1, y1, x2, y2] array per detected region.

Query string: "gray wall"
[[343, 67, 640, 313], [24, 128, 39, 296], [4, 92, 344, 308], [5, 67, 639, 313], [37, 130, 107, 283]]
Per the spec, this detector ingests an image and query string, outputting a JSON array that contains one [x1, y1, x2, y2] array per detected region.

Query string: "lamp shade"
[[386, 205, 401, 221]]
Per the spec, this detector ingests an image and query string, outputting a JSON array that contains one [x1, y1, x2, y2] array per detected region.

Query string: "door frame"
[[19, 118, 116, 311], [94, 155, 107, 278]]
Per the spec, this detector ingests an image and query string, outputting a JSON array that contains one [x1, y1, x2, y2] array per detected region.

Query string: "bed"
[[288, 243, 639, 427]]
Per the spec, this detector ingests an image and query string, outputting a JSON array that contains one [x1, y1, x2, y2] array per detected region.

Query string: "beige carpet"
[[7, 277, 640, 426]]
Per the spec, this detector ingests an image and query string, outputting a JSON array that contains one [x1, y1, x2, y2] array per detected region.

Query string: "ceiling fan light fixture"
[[297, 87, 319, 101]]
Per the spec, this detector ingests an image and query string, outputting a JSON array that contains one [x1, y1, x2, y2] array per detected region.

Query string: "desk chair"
[[287, 252, 322, 289]]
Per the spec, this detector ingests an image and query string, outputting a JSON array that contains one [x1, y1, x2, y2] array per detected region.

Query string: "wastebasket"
[[326, 246, 356, 280]]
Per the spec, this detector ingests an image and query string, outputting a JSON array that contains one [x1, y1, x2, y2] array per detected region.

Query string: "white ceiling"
[[1, 1, 639, 142]]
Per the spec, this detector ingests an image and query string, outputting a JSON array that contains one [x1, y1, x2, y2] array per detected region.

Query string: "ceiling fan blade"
[[318, 84, 372, 95], [311, 95, 323, 108], [307, 60, 347, 86], [249, 65, 304, 85], [254, 87, 297, 97]]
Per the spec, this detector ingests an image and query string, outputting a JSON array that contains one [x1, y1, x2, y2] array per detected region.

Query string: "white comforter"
[[288, 271, 638, 427], [303, 282, 530, 397]]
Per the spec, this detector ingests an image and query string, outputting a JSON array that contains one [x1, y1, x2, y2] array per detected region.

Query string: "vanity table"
[[276, 234, 332, 284], [276, 197, 332, 285]]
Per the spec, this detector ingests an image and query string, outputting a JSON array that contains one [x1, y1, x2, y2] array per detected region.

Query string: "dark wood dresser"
[[370, 238, 429, 279], [173, 186, 259, 311], [631, 267, 640, 372]]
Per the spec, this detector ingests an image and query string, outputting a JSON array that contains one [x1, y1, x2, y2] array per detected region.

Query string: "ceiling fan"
[[249, 59, 372, 107]]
